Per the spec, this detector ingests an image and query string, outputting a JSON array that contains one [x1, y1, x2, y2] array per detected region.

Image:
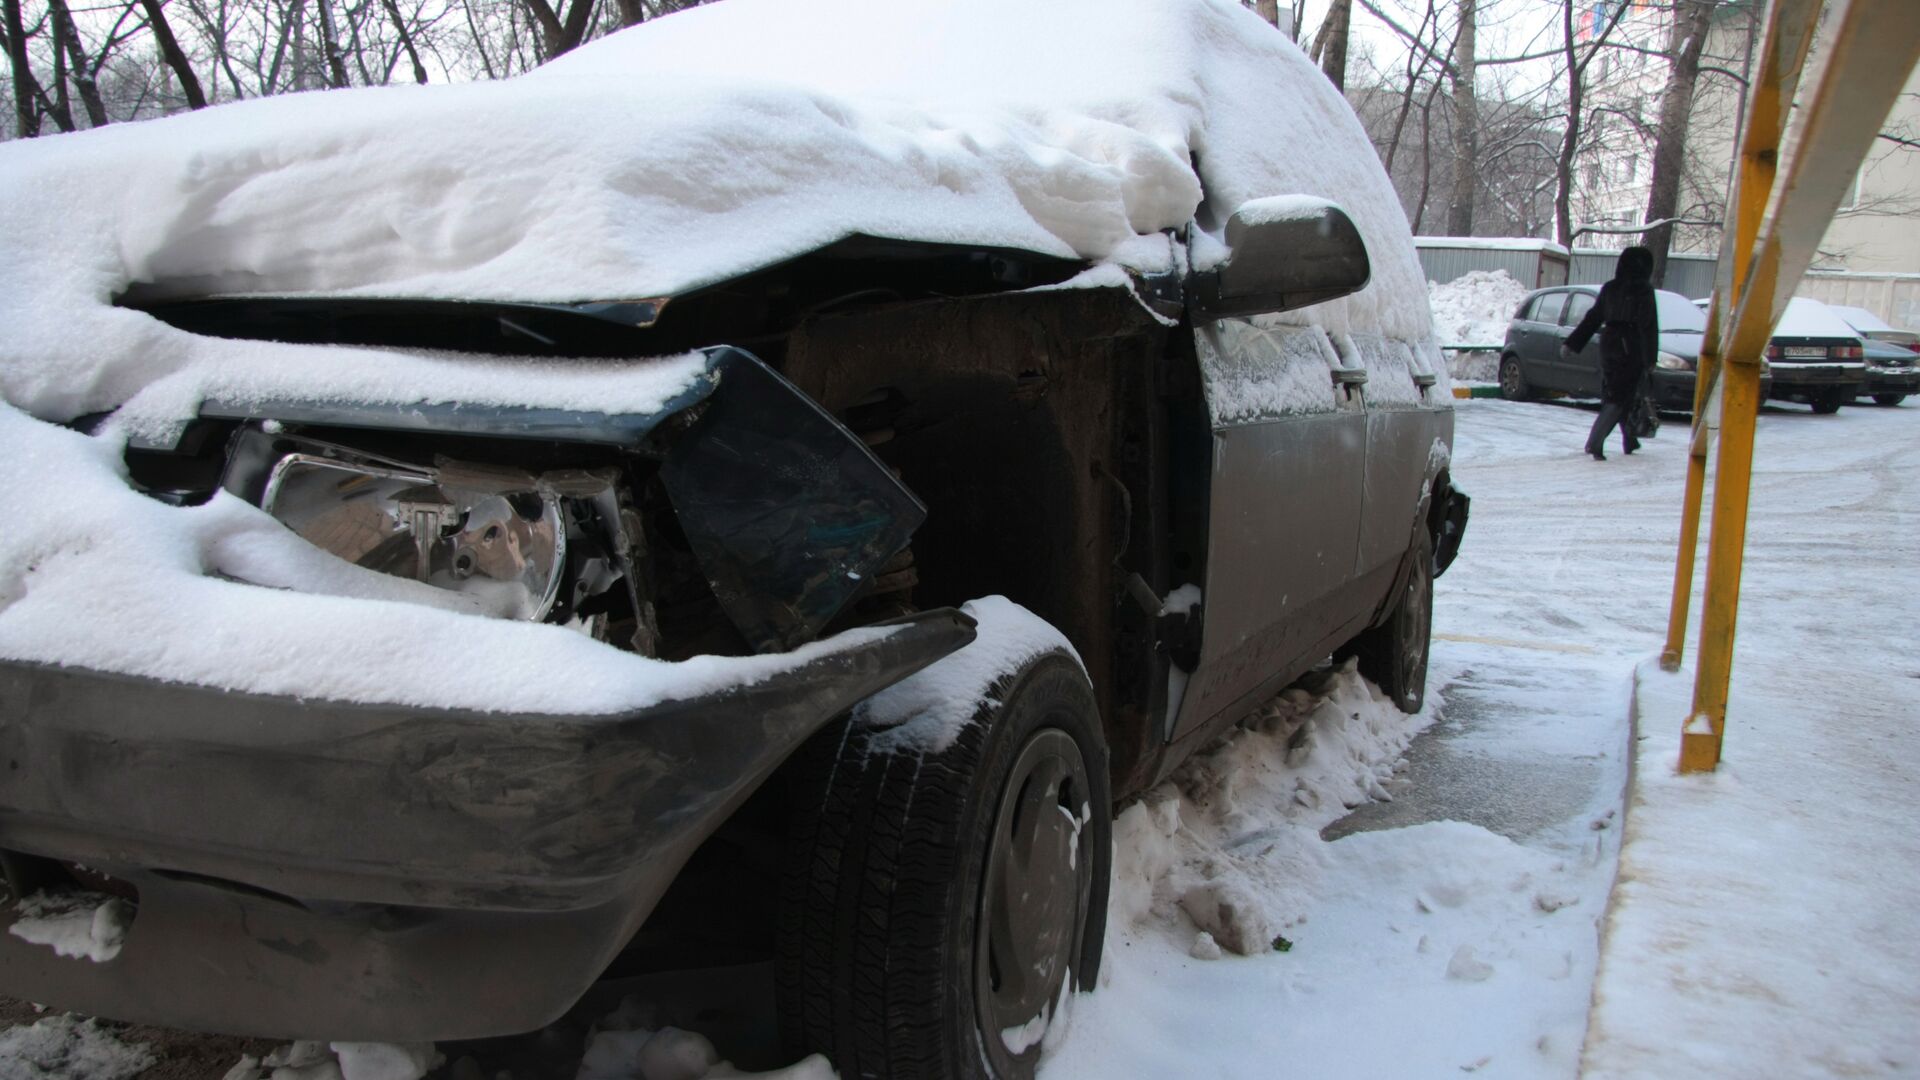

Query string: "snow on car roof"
[[1824, 304, 1893, 333], [1774, 297, 1862, 340], [0, 0, 1428, 427]]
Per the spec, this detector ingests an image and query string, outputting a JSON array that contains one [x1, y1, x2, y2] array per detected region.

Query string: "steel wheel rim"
[[974, 727, 1092, 1076], [1501, 360, 1521, 397], [1399, 558, 1431, 698]]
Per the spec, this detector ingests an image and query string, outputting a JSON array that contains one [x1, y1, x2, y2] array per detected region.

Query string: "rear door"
[[1522, 291, 1570, 389], [1170, 317, 1366, 741], [1557, 290, 1603, 395]]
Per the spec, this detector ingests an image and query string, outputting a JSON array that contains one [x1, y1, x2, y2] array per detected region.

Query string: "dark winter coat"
[[1565, 247, 1660, 406]]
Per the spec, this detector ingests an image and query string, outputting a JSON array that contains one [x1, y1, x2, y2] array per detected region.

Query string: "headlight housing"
[[1656, 351, 1694, 372], [263, 453, 568, 621], [220, 426, 640, 636]]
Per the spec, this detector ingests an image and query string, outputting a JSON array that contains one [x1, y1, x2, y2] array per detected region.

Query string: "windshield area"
[[1657, 290, 1708, 333]]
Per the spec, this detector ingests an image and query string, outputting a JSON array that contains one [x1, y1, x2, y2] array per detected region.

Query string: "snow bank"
[[1429, 269, 1531, 349], [854, 595, 1080, 755], [1041, 659, 1618, 1077], [0, 1015, 154, 1080], [0, 0, 1431, 709], [1100, 661, 1435, 956]]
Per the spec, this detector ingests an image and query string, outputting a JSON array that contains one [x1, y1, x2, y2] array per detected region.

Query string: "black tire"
[[1810, 397, 1843, 414], [1352, 531, 1433, 714], [1499, 354, 1532, 401], [1873, 394, 1908, 407], [779, 649, 1112, 1080]]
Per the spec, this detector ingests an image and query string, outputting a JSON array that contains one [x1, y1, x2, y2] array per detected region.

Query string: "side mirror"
[[1189, 196, 1372, 319]]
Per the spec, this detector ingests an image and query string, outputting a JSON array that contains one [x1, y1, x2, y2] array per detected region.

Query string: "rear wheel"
[[1873, 394, 1908, 407], [779, 648, 1111, 1080], [1499, 355, 1532, 401], [1351, 532, 1433, 714]]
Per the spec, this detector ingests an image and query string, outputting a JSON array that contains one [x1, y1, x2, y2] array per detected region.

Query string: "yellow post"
[[1676, 0, 1920, 772], [1660, 0, 1817, 673]]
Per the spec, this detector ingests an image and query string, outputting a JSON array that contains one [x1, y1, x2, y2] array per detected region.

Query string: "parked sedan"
[[1828, 304, 1919, 406], [1499, 285, 1756, 409]]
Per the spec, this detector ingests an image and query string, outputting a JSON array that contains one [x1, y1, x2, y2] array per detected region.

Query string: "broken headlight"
[[220, 426, 645, 641], [262, 453, 568, 621]]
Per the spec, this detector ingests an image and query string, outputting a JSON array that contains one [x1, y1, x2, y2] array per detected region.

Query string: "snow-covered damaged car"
[[0, 0, 1466, 1075]]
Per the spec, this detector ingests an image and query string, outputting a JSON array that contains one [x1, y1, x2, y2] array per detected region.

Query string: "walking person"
[[1563, 246, 1660, 460]]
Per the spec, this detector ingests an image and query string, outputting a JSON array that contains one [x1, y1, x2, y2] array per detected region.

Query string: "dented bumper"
[[0, 608, 974, 1041]]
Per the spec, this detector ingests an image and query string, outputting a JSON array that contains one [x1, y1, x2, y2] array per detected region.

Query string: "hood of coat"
[[1614, 246, 1654, 286]]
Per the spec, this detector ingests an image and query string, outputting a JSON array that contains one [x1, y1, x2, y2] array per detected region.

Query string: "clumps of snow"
[[853, 596, 1081, 755], [0, 1015, 154, 1080], [1428, 269, 1531, 349], [1158, 583, 1202, 616], [1105, 660, 1429, 957], [225, 1040, 440, 1080], [574, 1000, 834, 1080], [7, 890, 133, 963]]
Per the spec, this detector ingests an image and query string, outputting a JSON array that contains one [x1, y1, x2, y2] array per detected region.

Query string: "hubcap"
[[975, 728, 1092, 1076]]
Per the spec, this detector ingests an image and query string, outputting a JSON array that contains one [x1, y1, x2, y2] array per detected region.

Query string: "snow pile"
[[6, 890, 133, 963], [224, 1040, 440, 1080], [0, 0, 1430, 425], [1100, 661, 1435, 956], [0, 1015, 154, 1080], [854, 596, 1081, 755], [1041, 640, 1623, 1078], [1429, 269, 1531, 349]]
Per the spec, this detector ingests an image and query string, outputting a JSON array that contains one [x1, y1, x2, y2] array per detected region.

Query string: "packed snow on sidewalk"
[[1429, 269, 1531, 380], [1580, 399, 1920, 1078]]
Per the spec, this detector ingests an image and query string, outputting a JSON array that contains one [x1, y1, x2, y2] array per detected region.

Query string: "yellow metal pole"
[[1678, 0, 1920, 772], [1660, 0, 1817, 672]]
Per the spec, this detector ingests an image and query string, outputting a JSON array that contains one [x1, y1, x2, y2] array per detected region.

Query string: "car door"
[[1350, 334, 1440, 583], [1523, 291, 1570, 390], [1557, 290, 1603, 395], [1169, 316, 1367, 741]]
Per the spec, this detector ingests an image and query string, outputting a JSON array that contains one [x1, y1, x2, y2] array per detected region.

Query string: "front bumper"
[[1647, 369, 1773, 411], [0, 608, 973, 1041], [1865, 366, 1920, 396]]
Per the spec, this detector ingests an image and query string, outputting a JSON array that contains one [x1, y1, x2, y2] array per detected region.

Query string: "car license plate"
[[1783, 346, 1828, 358]]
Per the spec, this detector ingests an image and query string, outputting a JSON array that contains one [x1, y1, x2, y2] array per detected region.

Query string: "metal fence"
[[1571, 250, 1720, 299], [1795, 272, 1920, 332], [1415, 238, 1570, 289]]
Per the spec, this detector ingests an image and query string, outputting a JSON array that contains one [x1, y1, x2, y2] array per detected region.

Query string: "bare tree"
[[1310, 0, 1353, 91], [1444, 0, 1475, 234]]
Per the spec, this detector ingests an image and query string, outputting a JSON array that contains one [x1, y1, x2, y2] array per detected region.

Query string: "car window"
[[1562, 292, 1595, 327], [1195, 318, 1341, 424], [1532, 293, 1567, 324]]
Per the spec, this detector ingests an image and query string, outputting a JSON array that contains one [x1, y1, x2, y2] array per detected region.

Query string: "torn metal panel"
[[659, 349, 927, 654]]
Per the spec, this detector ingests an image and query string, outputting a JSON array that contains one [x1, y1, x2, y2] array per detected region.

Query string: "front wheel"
[[1499, 355, 1532, 401], [1873, 394, 1908, 407], [1350, 531, 1434, 714], [779, 646, 1111, 1080]]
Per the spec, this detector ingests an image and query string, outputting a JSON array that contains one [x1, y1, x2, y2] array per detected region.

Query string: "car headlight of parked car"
[[1656, 351, 1694, 371]]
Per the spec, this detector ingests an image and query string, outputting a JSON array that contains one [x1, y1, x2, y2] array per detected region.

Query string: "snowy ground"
[[6, 397, 1917, 1079]]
